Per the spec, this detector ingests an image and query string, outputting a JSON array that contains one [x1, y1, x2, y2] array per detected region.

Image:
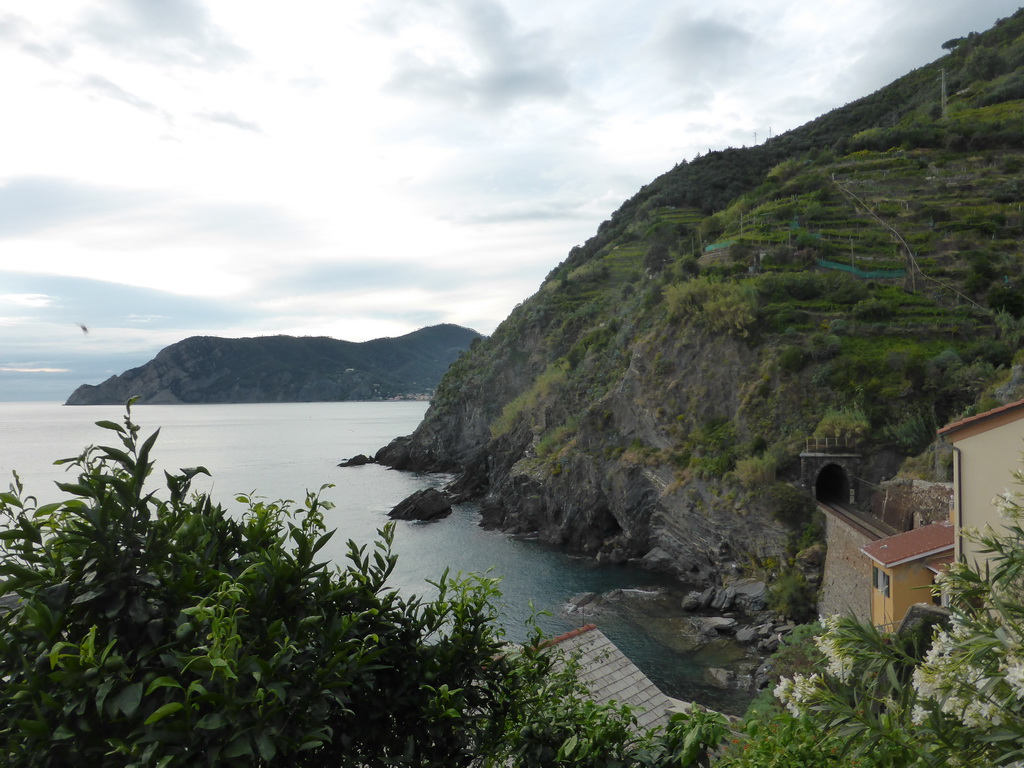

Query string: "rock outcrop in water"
[[65, 324, 481, 405], [388, 488, 453, 522]]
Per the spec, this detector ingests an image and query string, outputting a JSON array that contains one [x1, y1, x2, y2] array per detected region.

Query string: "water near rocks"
[[0, 401, 758, 713]]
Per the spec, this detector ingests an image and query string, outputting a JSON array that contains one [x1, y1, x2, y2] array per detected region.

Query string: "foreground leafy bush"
[[0, 408, 549, 766], [0, 407, 743, 767]]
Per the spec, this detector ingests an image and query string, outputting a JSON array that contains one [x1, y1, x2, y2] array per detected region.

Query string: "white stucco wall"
[[952, 421, 1024, 568]]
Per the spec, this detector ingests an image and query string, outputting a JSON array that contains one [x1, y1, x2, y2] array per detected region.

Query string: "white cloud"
[[0, 0, 1020, 399], [0, 294, 52, 308], [0, 366, 68, 373]]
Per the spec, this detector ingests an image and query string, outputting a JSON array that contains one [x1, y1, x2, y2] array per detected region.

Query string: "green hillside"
[[377, 9, 1024, 582]]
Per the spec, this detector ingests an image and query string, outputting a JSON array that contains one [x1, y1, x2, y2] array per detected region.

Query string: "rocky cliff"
[[65, 324, 481, 405], [377, 11, 1024, 584]]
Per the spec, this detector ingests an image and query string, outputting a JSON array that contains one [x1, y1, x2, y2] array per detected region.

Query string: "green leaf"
[[94, 420, 125, 433], [55, 482, 95, 498], [35, 502, 62, 516], [145, 676, 183, 695], [99, 446, 135, 468], [71, 589, 104, 605], [111, 682, 144, 718], [223, 736, 252, 758], [17, 719, 51, 737], [257, 731, 277, 761], [561, 734, 578, 758], [144, 702, 184, 725], [196, 712, 227, 730]]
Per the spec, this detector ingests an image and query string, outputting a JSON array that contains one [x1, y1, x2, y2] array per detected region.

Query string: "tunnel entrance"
[[815, 463, 850, 504]]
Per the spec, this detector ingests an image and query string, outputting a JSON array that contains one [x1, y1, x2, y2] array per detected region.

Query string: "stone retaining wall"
[[870, 478, 953, 531], [819, 509, 873, 623]]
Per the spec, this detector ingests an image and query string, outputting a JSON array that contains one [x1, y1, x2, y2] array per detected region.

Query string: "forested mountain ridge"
[[65, 324, 481, 405], [378, 10, 1024, 583]]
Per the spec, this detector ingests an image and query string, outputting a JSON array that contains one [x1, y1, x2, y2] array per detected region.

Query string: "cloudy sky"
[[1, 1, 1020, 401]]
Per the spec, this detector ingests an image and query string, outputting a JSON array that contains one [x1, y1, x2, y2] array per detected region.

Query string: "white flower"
[[774, 674, 821, 717], [961, 697, 1003, 728], [994, 489, 1021, 519], [792, 673, 821, 703], [816, 621, 855, 683], [1003, 658, 1024, 701], [773, 676, 792, 701], [912, 704, 928, 725]]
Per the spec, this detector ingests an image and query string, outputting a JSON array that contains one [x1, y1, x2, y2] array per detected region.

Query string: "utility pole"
[[940, 68, 948, 119]]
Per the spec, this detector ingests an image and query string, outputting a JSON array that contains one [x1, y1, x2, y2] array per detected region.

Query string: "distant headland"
[[64, 324, 481, 405]]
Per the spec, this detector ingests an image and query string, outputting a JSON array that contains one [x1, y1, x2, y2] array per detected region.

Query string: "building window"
[[873, 566, 890, 598]]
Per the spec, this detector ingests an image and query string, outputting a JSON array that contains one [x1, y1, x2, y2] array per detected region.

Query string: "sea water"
[[0, 401, 754, 712]]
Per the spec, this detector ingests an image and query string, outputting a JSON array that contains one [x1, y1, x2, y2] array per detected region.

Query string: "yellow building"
[[860, 522, 952, 628], [938, 397, 1024, 568]]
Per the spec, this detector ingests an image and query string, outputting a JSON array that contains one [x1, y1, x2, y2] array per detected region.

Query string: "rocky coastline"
[[562, 579, 798, 701]]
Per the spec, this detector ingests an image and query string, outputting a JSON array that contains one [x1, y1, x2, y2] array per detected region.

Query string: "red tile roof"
[[926, 553, 954, 575], [540, 624, 597, 648], [938, 397, 1024, 436], [861, 522, 954, 568]]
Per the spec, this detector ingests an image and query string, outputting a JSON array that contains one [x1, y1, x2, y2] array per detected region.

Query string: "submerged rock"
[[700, 616, 738, 634]]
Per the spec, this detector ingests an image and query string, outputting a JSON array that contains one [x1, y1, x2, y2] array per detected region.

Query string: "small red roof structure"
[[925, 552, 954, 575], [861, 521, 954, 568]]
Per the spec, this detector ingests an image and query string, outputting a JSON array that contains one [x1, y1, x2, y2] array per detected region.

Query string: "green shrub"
[[882, 408, 938, 454], [763, 483, 814, 529], [777, 345, 807, 372], [813, 406, 870, 442], [536, 419, 579, 458], [664, 278, 757, 337], [767, 569, 817, 623], [0, 409, 552, 767], [734, 454, 778, 488], [852, 297, 892, 320]]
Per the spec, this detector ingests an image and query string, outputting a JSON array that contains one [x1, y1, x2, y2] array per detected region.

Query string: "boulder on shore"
[[389, 488, 453, 522]]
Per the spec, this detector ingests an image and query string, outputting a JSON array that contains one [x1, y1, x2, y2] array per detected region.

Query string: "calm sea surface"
[[0, 401, 753, 712]]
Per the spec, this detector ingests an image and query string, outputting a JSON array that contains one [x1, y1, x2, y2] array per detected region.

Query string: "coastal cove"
[[0, 401, 756, 713]]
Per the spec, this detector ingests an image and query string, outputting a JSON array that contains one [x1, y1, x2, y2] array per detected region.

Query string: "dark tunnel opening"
[[815, 463, 849, 504]]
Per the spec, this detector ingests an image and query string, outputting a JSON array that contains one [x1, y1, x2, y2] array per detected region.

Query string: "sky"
[[1, 1, 1021, 401]]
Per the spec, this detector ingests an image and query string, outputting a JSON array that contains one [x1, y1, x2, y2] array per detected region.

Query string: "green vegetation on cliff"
[[381, 9, 1024, 579]]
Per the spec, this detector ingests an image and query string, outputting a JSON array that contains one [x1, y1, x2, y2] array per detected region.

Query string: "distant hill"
[[65, 324, 482, 405]]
